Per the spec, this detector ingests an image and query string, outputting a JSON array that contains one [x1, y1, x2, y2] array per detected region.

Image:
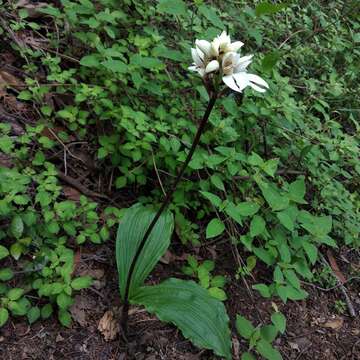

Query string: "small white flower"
[[188, 47, 206, 77], [211, 31, 244, 57], [222, 52, 269, 93], [205, 59, 220, 73]]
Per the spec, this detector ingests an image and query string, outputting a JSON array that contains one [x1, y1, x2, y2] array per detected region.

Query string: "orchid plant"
[[116, 31, 269, 359]]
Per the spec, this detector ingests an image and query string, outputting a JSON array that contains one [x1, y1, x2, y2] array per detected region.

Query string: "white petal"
[[234, 55, 253, 72], [218, 31, 231, 45], [188, 65, 198, 72], [205, 60, 220, 73], [246, 74, 269, 92], [228, 41, 244, 52], [223, 73, 249, 92], [211, 38, 220, 57], [191, 48, 203, 67], [195, 39, 212, 57]]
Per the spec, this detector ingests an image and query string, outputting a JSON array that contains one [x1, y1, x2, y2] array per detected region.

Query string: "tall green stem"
[[121, 93, 218, 334]]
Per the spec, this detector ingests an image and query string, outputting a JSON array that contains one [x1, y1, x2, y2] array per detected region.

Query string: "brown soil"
[[0, 243, 359, 360]]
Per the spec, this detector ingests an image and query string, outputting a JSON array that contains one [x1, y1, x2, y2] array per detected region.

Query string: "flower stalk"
[[121, 93, 218, 334]]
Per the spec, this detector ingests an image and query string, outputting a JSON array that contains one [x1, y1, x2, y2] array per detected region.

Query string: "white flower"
[[188, 47, 206, 77], [222, 52, 269, 93], [211, 31, 244, 57]]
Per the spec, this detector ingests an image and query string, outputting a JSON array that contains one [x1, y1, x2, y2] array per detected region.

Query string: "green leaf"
[[10, 242, 23, 260], [0, 245, 9, 260], [200, 191, 222, 207], [71, 276, 92, 290], [211, 275, 226, 288], [250, 215, 266, 237], [116, 204, 174, 300], [262, 159, 279, 177], [206, 218, 225, 239], [0, 308, 9, 327], [157, 0, 188, 16], [10, 215, 24, 239], [255, 2, 288, 16], [258, 182, 289, 211], [132, 278, 232, 359], [198, 5, 224, 28], [288, 178, 307, 204], [236, 315, 255, 339], [253, 247, 275, 266], [283, 269, 300, 289], [302, 241, 318, 265], [271, 312, 286, 334], [260, 324, 278, 343], [101, 59, 127, 73], [237, 202, 260, 217], [58, 309, 72, 327], [208, 287, 227, 301], [256, 339, 282, 360], [57, 292, 74, 309], [79, 54, 100, 67], [7, 288, 24, 301], [41, 304, 53, 319], [276, 211, 294, 231], [0, 268, 14, 281], [252, 284, 271, 298], [242, 353, 256, 360], [8, 297, 31, 316], [210, 174, 225, 191], [262, 51, 280, 72], [27, 306, 40, 324]]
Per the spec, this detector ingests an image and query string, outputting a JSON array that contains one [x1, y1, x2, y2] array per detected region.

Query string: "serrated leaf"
[[10, 215, 24, 239], [57, 292, 74, 309], [41, 304, 53, 319], [79, 54, 100, 67], [116, 204, 174, 300], [7, 288, 24, 301], [236, 315, 255, 339], [0, 268, 14, 281], [252, 283, 271, 298], [262, 51, 280, 72], [283, 269, 300, 289], [206, 218, 225, 239], [101, 59, 127, 73], [198, 5, 224, 28], [0, 308, 9, 327], [258, 183, 289, 211], [208, 287, 227, 301], [271, 312, 286, 334], [132, 278, 232, 359]]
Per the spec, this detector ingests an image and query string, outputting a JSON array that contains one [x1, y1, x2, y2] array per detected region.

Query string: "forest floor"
[[0, 240, 359, 359]]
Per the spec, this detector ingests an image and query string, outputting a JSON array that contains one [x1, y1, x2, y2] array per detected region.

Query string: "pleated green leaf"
[[132, 278, 232, 359], [116, 204, 174, 300]]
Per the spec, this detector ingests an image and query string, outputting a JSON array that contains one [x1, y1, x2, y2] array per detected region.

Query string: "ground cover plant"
[[0, 0, 359, 359]]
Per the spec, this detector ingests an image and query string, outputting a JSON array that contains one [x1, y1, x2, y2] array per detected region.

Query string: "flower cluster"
[[189, 31, 269, 93]]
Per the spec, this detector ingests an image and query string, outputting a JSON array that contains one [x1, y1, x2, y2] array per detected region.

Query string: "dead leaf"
[[321, 317, 344, 330], [232, 337, 240, 360], [55, 334, 64, 342], [0, 70, 24, 90], [79, 268, 105, 280], [160, 250, 173, 264], [327, 250, 346, 284], [15, 1, 48, 18], [63, 186, 81, 201], [98, 310, 119, 341], [69, 295, 95, 327]]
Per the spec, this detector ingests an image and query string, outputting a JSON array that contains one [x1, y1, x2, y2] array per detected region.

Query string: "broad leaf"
[[206, 218, 225, 239], [132, 278, 232, 359], [116, 204, 174, 299]]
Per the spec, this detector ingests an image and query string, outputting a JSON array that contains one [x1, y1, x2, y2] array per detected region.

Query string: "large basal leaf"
[[132, 278, 232, 359], [116, 204, 174, 300]]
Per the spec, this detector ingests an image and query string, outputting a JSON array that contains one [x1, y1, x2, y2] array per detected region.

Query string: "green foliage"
[[132, 278, 232, 359], [116, 205, 231, 358], [236, 312, 286, 359]]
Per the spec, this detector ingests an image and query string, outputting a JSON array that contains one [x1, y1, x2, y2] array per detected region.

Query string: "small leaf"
[[237, 202, 260, 217], [7, 288, 24, 301], [10, 215, 24, 239], [27, 306, 40, 324], [302, 242, 318, 265], [250, 215, 266, 237], [206, 218, 225, 239], [0, 245, 9, 261], [236, 315, 255, 339], [256, 339, 282, 360], [210, 174, 225, 191], [211, 275, 226, 288], [200, 191, 222, 207], [262, 51, 280, 72], [271, 312, 286, 334], [0, 268, 14, 281], [256, 2, 288, 16], [288, 178, 306, 204], [242, 353, 256, 360], [57, 292, 74, 309], [260, 324, 278, 342], [252, 284, 271, 298], [41, 304, 53, 319], [157, 0, 188, 16], [208, 287, 227, 301], [101, 59, 127, 73], [58, 309, 72, 327], [0, 308, 9, 327], [283, 270, 300, 289], [276, 211, 294, 231], [79, 54, 100, 67], [71, 276, 92, 290]]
